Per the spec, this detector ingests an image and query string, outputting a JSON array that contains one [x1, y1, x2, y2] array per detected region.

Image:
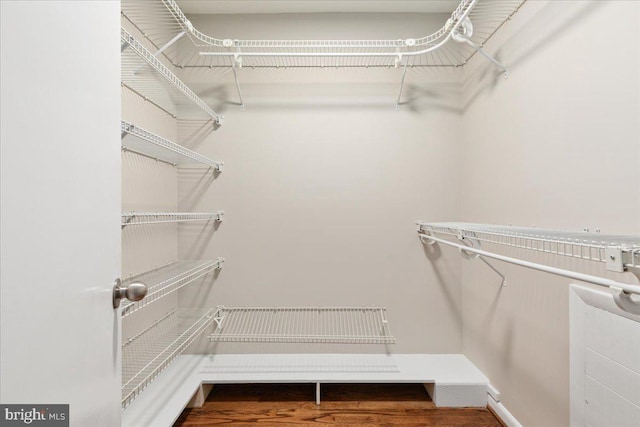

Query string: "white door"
[[1, 2, 122, 426]]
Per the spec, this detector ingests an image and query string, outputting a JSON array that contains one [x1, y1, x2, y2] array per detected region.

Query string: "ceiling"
[[176, 1, 461, 15]]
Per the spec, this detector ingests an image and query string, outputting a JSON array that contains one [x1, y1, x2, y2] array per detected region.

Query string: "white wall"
[[176, 13, 466, 354], [461, 1, 640, 426]]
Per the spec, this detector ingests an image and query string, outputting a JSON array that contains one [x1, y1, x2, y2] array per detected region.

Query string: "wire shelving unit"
[[416, 222, 640, 270], [121, 0, 526, 69], [121, 211, 223, 227], [121, 259, 224, 317], [416, 222, 640, 314], [121, 308, 214, 408], [208, 306, 396, 344], [121, 27, 222, 122], [121, 121, 222, 170]]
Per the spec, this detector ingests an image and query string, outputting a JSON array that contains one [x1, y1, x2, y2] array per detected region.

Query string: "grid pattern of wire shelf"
[[121, 259, 224, 317], [121, 121, 222, 170], [208, 306, 396, 344], [121, 27, 221, 121], [121, 0, 526, 68], [121, 308, 214, 408], [121, 211, 223, 226], [417, 222, 640, 270]]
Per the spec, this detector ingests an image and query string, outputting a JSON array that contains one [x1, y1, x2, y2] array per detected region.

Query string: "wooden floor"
[[174, 383, 503, 426]]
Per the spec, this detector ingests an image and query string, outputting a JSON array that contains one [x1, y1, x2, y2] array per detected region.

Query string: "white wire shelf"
[[122, 308, 214, 408], [121, 121, 222, 170], [121, 0, 526, 68], [121, 211, 223, 227], [208, 306, 396, 344], [417, 222, 640, 268], [121, 259, 224, 317], [121, 27, 222, 122]]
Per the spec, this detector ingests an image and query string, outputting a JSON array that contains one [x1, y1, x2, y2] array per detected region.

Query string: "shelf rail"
[[417, 222, 640, 314], [121, 308, 214, 408], [121, 259, 224, 317], [121, 121, 223, 170], [209, 306, 396, 344], [121, 212, 223, 227]]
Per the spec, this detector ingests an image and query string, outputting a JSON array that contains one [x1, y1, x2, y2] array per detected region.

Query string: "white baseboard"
[[488, 393, 522, 427]]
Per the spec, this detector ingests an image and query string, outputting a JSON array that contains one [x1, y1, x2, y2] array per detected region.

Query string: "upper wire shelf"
[[122, 211, 223, 227], [121, 27, 222, 122], [121, 0, 526, 68], [209, 306, 396, 344], [416, 222, 640, 273], [121, 308, 214, 408], [121, 259, 224, 317], [121, 121, 223, 170]]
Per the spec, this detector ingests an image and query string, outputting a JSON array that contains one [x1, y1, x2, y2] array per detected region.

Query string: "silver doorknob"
[[113, 278, 148, 309]]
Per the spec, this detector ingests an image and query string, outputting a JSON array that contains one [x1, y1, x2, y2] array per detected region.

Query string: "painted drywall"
[[176, 13, 465, 354], [461, 1, 640, 426]]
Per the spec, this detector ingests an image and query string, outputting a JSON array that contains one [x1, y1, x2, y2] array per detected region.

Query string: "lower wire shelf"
[[209, 306, 396, 344], [121, 259, 224, 317], [121, 308, 214, 409]]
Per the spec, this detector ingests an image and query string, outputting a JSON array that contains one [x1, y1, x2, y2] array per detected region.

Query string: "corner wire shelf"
[[121, 0, 526, 69], [121, 121, 223, 171], [121, 27, 222, 123], [122, 308, 214, 408], [208, 306, 396, 344], [121, 211, 224, 227], [121, 259, 224, 317]]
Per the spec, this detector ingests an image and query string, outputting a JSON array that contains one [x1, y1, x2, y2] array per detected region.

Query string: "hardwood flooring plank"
[[174, 383, 501, 426]]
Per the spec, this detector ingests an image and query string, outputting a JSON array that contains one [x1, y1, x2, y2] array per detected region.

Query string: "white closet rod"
[[419, 233, 640, 297]]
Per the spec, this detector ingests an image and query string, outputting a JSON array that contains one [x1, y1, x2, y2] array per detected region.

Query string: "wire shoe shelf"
[[121, 27, 221, 122], [209, 306, 396, 344], [121, 211, 223, 227], [121, 121, 223, 170], [121, 308, 214, 408], [121, 0, 526, 69], [121, 259, 224, 317]]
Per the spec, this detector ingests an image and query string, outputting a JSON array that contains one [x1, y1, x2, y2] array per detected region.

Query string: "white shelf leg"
[[186, 384, 214, 408], [316, 382, 321, 405]]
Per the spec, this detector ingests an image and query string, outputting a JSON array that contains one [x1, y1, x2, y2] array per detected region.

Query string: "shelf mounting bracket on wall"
[[231, 53, 246, 111], [134, 30, 186, 75], [395, 60, 409, 111], [452, 18, 508, 77], [419, 229, 506, 287]]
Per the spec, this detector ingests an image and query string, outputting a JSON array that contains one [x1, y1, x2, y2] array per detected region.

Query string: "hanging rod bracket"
[[610, 287, 640, 315]]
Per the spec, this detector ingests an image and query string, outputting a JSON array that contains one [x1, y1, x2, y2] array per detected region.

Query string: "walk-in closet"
[[1, 1, 639, 426]]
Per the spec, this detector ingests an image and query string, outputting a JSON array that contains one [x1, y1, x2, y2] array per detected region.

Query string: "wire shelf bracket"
[[121, 211, 224, 227], [121, 121, 223, 170], [121, 259, 224, 317], [121, 308, 214, 408], [417, 222, 640, 314], [209, 306, 396, 344], [121, 27, 223, 124]]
